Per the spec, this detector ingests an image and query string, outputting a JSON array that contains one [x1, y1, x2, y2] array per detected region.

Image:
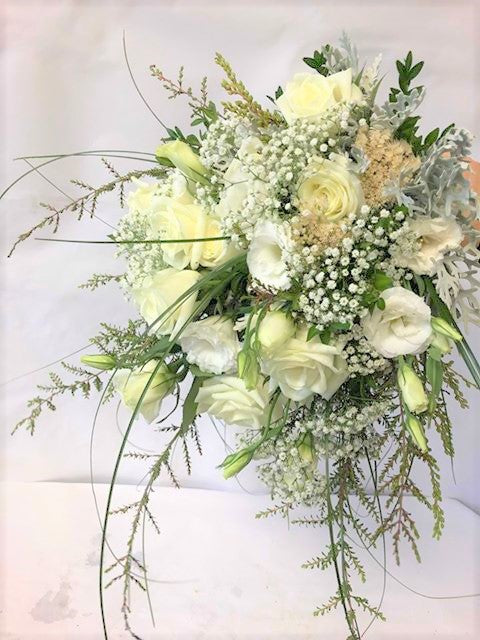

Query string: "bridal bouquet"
[[8, 35, 480, 639]]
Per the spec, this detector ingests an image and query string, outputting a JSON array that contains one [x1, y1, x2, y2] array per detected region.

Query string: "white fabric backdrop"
[[2, 0, 480, 509]]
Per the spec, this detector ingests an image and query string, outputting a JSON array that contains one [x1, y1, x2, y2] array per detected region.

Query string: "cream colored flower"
[[297, 156, 364, 223], [276, 69, 362, 125], [395, 217, 463, 276], [261, 327, 349, 402], [216, 137, 267, 220], [150, 196, 233, 270], [113, 360, 174, 423], [133, 268, 200, 336], [247, 220, 293, 290], [354, 126, 420, 206], [178, 316, 240, 375], [196, 375, 272, 429], [362, 287, 432, 358], [127, 179, 160, 213]]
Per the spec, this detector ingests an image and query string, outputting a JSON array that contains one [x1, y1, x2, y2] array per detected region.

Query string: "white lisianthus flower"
[[297, 156, 364, 222], [362, 287, 432, 358], [113, 360, 174, 423], [150, 196, 234, 270], [155, 140, 208, 184], [196, 375, 273, 429], [133, 268, 200, 336], [276, 68, 363, 125], [395, 217, 463, 275], [261, 327, 349, 402], [257, 310, 296, 351], [247, 220, 293, 290], [178, 316, 240, 374]]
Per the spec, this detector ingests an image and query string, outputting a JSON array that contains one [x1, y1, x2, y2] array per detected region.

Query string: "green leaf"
[[424, 128, 439, 148], [409, 61, 424, 79], [376, 298, 386, 310], [307, 326, 320, 342], [275, 85, 283, 99], [426, 355, 443, 412], [181, 377, 202, 430], [373, 270, 393, 291]]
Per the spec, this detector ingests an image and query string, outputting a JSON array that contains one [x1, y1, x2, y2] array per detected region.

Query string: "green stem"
[[324, 455, 359, 640]]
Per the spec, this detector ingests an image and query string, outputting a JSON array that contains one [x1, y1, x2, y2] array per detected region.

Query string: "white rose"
[[362, 287, 432, 358], [276, 68, 363, 125], [216, 137, 267, 220], [247, 220, 293, 290], [150, 196, 233, 270], [257, 310, 296, 351], [133, 268, 200, 336], [395, 217, 463, 275], [297, 156, 364, 222], [261, 327, 349, 402], [155, 140, 208, 184], [113, 360, 174, 423], [196, 375, 272, 429], [127, 178, 162, 213], [178, 316, 240, 374]]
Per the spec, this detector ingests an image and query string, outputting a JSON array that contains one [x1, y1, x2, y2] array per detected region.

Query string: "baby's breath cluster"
[[290, 206, 410, 332]]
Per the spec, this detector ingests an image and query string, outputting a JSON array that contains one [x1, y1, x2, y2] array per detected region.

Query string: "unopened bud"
[[81, 354, 116, 370], [406, 415, 428, 452], [220, 448, 254, 479], [430, 331, 452, 355], [431, 317, 462, 342], [397, 363, 428, 414], [237, 349, 259, 391], [297, 431, 316, 464]]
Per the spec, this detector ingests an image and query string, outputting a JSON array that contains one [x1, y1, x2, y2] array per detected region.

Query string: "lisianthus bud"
[[405, 415, 428, 452], [430, 331, 452, 355], [81, 354, 116, 370], [237, 349, 259, 391], [431, 317, 462, 342], [397, 363, 428, 414], [221, 448, 254, 479], [257, 311, 296, 351], [155, 140, 208, 184], [296, 431, 316, 464]]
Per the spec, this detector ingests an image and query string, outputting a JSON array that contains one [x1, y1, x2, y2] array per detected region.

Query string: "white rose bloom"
[[247, 220, 293, 290], [362, 287, 432, 358], [127, 179, 161, 213], [216, 137, 267, 220], [261, 327, 349, 402], [276, 68, 363, 125], [178, 316, 240, 374], [196, 375, 272, 429], [133, 268, 200, 336], [297, 156, 364, 222], [113, 360, 174, 423], [150, 196, 233, 270], [395, 217, 463, 275]]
